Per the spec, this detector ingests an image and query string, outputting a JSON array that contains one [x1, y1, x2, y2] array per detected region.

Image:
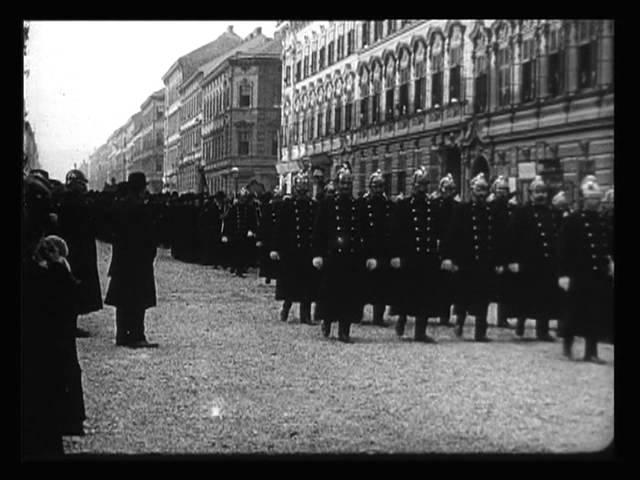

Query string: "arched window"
[[413, 42, 426, 112], [359, 67, 370, 126], [361, 21, 370, 48], [495, 23, 512, 107], [449, 25, 464, 103], [372, 62, 382, 124], [577, 20, 598, 90], [325, 84, 333, 134], [387, 20, 396, 35], [398, 50, 410, 115], [547, 22, 565, 97], [316, 91, 324, 138], [345, 75, 354, 130], [430, 33, 444, 108], [385, 56, 395, 121], [374, 21, 384, 42], [473, 32, 488, 113]]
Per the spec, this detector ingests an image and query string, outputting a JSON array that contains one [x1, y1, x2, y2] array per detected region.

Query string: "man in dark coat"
[[55, 169, 102, 338], [390, 167, 444, 342], [271, 173, 318, 324], [358, 170, 394, 327], [505, 176, 559, 341], [197, 194, 222, 266], [490, 175, 519, 329], [312, 165, 365, 343], [257, 189, 281, 284], [104, 172, 159, 348], [441, 173, 503, 341], [221, 188, 259, 277], [557, 176, 613, 362], [433, 174, 459, 326]]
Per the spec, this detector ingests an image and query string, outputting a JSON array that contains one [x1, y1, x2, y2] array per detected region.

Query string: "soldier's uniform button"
[[591, 244, 595, 248], [593, 266, 598, 271], [588, 233, 593, 237], [475, 255, 479, 260], [414, 217, 418, 221], [416, 247, 421, 252], [592, 254, 597, 259], [415, 227, 420, 232], [474, 235, 478, 240], [537, 223, 542, 227], [472, 217, 476, 221], [338, 249, 343, 253], [370, 222, 374, 227], [544, 253, 550, 258], [585, 223, 590, 227], [543, 243, 548, 247]]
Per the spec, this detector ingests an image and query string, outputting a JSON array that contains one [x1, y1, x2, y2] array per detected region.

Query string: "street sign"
[[518, 162, 536, 180]]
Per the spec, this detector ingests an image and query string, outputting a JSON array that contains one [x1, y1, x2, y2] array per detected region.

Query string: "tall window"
[[335, 99, 342, 133], [295, 61, 301, 82], [362, 22, 370, 48], [345, 101, 352, 130], [326, 103, 332, 135], [347, 30, 355, 55], [372, 75, 381, 124], [303, 56, 309, 78], [337, 35, 344, 60], [317, 109, 323, 138], [577, 21, 598, 90], [431, 35, 444, 108], [547, 26, 565, 97], [449, 28, 463, 102], [239, 83, 251, 107], [385, 58, 395, 121], [521, 37, 537, 102], [360, 70, 370, 126], [474, 50, 488, 113], [414, 43, 426, 112], [387, 20, 396, 35], [497, 46, 511, 106], [396, 170, 406, 194], [311, 51, 317, 73], [319, 46, 326, 69], [399, 51, 410, 115], [328, 41, 335, 65], [374, 21, 383, 42]]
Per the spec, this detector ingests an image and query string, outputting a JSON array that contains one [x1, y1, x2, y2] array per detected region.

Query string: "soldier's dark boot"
[[584, 337, 605, 363], [563, 336, 574, 359], [515, 317, 526, 337], [414, 317, 435, 343], [496, 303, 510, 328], [372, 304, 386, 326], [338, 320, 352, 343], [439, 305, 452, 326], [454, 306, 466, 338], [536, 318, 555, 341], [395, 314, 407, 337], [280, 300, 292, 322], [474, 316, 491, 342], [321, 319, 331, 338], [300, 301, 312, 324]]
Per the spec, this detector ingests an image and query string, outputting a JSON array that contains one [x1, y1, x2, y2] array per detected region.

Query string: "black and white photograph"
[[21, 19, 614, 460]]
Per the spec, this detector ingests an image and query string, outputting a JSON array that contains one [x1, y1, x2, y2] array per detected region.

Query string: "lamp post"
[[231, 166, 239, 197]]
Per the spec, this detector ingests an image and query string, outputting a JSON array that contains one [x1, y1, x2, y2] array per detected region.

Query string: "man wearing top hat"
[[104, 172, 159, 348]]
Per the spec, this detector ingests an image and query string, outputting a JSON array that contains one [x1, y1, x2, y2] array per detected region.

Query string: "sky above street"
[[24, 21, 278, 181]]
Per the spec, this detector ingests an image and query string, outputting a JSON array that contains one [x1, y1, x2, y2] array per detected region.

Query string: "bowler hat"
[[128, 172, 147, 192]]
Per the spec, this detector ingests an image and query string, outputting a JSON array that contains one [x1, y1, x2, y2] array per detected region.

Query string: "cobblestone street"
[[63, 241, 614, 455]]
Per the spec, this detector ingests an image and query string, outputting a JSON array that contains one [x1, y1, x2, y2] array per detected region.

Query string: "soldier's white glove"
[[441, 259, 453, 272], [495, 266, 504, 275], [221, 236, 228, 243], [256, 241, 263, 248], [558, 276, 570, 292], [270, 251, 280, 261], [508, 263, 520, 273], [366, 258, 378, 271], [247, 230, 255, 238], [312, 257, 323, 269], [390, 257, 401, 269]]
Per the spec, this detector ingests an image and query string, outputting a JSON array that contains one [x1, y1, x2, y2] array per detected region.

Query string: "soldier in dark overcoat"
[[312, 166, 365, 342], [440, 173, 503, 341], [505, 176, 560, 340], [197, 195, 222, 265], [490, 175, 519, 328], [271, 172, 319, 324], [433, 174, 459, 326], [390, 167, 444, 342], [104, 172, 159, 348], [221, 188, 259, 277], [358, 170, 394, 327], [311, 181, 336, 323], [557, 176, 613, 362], [55, 169, 103, 338], [257, 189, 282, 284]]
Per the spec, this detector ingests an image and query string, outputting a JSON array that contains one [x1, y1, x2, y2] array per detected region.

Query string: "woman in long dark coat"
[[557, 176, 613, 362]]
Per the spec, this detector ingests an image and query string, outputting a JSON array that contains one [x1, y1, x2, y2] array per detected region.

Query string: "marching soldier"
[[271, 172, 318, 324], [359, 170, 394, 327], [557, 176, 613, 362], [256, 190, 278, 284], [312, 165, 365, 343], [390, 167, 444, 342], [441, 173, 502, 342], [505, 176, 559, 341], [433, 173, 459, 326], [221, 187, 259, 278], [490, 175, 518, 329]]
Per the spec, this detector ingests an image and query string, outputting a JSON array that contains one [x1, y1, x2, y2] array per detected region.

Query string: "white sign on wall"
[[508, 177, 517, 192], [518, 162, 537, 180]]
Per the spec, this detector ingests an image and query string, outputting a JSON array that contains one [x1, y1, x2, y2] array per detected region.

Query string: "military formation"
[[21, 163, 614, 460]]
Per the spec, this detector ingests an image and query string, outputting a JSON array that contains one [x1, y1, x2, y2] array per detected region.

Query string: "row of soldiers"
[[260, 165, 613, 361]]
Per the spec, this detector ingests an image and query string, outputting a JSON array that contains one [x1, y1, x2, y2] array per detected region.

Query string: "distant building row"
[[87, 26, 282, 195]]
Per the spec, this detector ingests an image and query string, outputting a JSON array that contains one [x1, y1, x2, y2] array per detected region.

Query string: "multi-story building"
[[133, 89, 165, 193], [162, 26, 243, 193], [200, 28, 282, 196], [277, 20, 614, 201], [124, 113, 143, 182], [88, 142, 112, 190]]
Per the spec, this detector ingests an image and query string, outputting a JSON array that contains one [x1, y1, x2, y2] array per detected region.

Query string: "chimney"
[[227, 25, 234, 33], [253, 27, 262, 36]]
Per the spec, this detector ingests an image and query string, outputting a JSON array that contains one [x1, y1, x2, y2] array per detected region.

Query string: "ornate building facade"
[[277, 19, 614, 202], [133, 89, 165, 193]]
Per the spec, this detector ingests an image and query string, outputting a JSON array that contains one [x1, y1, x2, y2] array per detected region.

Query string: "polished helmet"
[[580, 175, 601, 198], [65, 169, 88, 187], [369, 169, 384, 187]]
